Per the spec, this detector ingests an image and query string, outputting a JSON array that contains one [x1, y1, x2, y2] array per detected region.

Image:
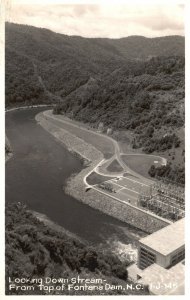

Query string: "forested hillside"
[[5, 22, 185, 183], [5, 22, 125, 105], [5, 22, 184, 104], [5, 203, 149, 295], [55, 55, 185, 184]]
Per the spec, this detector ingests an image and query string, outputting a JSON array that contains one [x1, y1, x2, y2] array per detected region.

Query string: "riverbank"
[[8, 107, 146, 246], [33, 210, 141, 259], [5, 105, 54, 162], [33, 210, 87, 244], [6, 203, 150, 296], [36, 111, 170, 234]]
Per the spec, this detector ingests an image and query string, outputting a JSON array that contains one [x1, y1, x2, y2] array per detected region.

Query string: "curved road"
[[43, 110, 166, 182], [6, 108, 145, 246]]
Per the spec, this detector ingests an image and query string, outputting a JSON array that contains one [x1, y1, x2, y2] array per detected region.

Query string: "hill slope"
[[5, 203, 149, 295], [5, 22, 184, 104], [5, 23, 185, 183], [55, 55, 185, 184]]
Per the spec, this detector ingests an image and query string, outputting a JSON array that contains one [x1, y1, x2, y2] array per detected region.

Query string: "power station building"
[[128, 218, 185, 295], [138, 218, 185, 270]]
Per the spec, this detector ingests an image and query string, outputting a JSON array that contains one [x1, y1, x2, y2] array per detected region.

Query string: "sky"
[[5, 0, 185, 38]]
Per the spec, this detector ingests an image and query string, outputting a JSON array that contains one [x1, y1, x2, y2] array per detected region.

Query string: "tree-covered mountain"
[[55, 54, 185, 185], [5, 22, 184, 104], [5, 22, 185, 183]]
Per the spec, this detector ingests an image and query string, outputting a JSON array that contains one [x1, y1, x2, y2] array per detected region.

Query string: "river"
[[6, 108, 144, 246]]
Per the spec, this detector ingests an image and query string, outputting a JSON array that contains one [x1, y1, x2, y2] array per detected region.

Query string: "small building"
[[98, 122, 104, 132], [107, 128, 113, 135]]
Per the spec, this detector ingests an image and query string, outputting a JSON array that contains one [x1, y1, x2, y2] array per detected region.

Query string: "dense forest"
[[5, 203, 149, 295], [56, 56, 184, 142], [5, 22, 185, 183], [54, 55, 185, 185], [148, 163, 185, 185], [5, 23, 184, 104]]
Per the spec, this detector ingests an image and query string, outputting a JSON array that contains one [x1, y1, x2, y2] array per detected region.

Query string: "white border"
[[1, 0, 189, 299], [0, 0, 5, 297]]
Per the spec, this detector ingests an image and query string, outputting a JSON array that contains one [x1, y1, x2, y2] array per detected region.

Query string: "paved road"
[[43, 110, 164, 183], [39, 111, 172, 224]]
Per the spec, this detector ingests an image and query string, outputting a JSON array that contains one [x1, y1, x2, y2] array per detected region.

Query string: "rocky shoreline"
[[36, 112, 169, 234]]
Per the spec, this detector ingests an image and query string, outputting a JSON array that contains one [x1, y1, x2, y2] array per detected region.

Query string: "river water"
[[6, 108, 144, 246]]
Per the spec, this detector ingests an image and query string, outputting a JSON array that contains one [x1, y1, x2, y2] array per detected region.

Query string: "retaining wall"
[[66, 171, 170, 233]]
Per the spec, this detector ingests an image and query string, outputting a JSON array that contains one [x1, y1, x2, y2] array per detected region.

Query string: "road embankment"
[[36, 112, 170, 233]]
